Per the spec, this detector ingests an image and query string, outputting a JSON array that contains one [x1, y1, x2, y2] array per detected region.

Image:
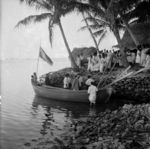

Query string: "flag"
[[39, 47, 53, 65]]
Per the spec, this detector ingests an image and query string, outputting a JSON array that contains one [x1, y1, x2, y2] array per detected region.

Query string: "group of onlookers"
[[63, 73, 98, 106], [32, 44, 150, 106], [76, 45, 150, 73], [63, 73, 95, 90], [87, 50, 115, 73], [126, 44, 150, 68]]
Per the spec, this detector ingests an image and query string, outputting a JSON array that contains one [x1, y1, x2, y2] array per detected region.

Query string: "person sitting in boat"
[[31, 75, 35, 82], [63, 73, 71, 89], [72, 74, 80, 91], [31, 72, 37, 83], [85, 75, 94, 89], [33, 72, 37, 81], [78, 75, 84, 90], [88, 81, 98, 106], [45, 74, 50, 85]]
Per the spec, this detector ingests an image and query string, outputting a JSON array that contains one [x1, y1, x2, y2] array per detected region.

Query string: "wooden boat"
[[31, 80, 113, 103]]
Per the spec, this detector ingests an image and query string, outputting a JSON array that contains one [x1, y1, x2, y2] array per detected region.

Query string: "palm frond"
[[20, 0, 53, 11], [15, 13, 52, 28], [48, 18, 54, 47], [93, 29, 105, 37], [79, 25, 88, 31], [68, 1, 92, 12], [98, 30, 107, 46], [83, 16, 109, 26], [34, 0, 53, 11]]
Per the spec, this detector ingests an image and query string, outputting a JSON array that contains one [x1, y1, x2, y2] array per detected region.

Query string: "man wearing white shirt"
[[63, 73, 71, 89], [88, 82, 98, 106]]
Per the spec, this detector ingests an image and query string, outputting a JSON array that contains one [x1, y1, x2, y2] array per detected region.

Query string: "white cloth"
[[136, 51, 141, 64], [87, 57, 93, 71], [88, 85, 98, 104], [145, 55, 150, 68], [63, 77, 71, 88], [76, 57, 81, 68], [85, 78, 94, 86], [141, 49, 148, 66], [99, 58, 106, 73], [80, 55, 84, 60], [92, 56, 99, 65]]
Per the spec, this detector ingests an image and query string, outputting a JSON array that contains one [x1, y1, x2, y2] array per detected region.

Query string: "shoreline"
[[44, 66, 150, 103], [64, 103, 150, 149]]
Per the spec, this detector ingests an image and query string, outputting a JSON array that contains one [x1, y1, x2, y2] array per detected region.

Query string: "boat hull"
[[32, 81, 112, 103]]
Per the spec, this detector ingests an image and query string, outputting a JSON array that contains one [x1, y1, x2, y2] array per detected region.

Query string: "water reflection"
[[32, 95, 123, 118], [32, 96, 123, 137], [22, 96, 124, 148], [32, 96, 90, 119]]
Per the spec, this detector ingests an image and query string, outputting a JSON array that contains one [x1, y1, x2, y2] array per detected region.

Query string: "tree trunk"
[[82, 12, 99, 52], [122, 18, 139, 46], [58, 20, 78, 69], [113, 28, 129, 67]]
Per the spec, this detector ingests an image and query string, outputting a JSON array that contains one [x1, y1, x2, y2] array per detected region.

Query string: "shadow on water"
[[32, 95, 124, 119], [23, 96, 126, 148]]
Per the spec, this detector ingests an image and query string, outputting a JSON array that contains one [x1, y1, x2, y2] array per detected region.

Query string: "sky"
[[1, 0, 117, 59]]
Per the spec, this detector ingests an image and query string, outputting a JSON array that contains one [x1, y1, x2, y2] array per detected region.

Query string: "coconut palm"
[[79, 0, 129, 66], [119, 0, 150, 46], [80, 12, 107, 50], [16, 0, 80, 68], [79, 0, 150, 66], [82, 12, 99, 52]]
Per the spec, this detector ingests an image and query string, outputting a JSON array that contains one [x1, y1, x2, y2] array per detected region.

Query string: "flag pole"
[[36, 40, 41, 78], [36, 51, 40, 78]]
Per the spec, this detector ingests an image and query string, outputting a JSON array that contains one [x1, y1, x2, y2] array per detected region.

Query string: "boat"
[[31, 80, 113, 103]]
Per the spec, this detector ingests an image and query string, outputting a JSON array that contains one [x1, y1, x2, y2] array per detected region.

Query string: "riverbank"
[[64, 103, 150, 149], [44, 66, 150, 103]]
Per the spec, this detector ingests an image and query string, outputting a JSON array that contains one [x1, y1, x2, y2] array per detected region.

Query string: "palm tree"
[[79, 0, 150, 66], [80, 12, 107, 49], [118, 0, 150, 46], [80, 0, 129, 66], [16, 0, 79, 68], [82, 12, 99, 52]]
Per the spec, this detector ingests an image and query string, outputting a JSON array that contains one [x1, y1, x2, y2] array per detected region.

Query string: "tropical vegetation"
[[17, 0, 150, 68]]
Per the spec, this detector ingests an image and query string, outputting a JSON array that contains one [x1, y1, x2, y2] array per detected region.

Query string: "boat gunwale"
[[31, 81, 88, 93]]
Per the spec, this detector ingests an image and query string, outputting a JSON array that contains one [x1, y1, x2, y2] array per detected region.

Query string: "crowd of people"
[[76, 45, 150, 73], [31, 44, 150, 106], [63, 73, 94, 90], [76, 49, 122, 73], [126, 44, 150, 68], [63, 73, 98, 106]]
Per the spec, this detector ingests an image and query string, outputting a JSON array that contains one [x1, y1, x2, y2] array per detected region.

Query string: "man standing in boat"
[[63, 73, 71, 89]]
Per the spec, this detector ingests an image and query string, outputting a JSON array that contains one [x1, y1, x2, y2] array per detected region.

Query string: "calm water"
[[1, 59, 120, 149]]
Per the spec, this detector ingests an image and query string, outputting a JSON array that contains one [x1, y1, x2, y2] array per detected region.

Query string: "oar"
[[97, 54, 117, 88], [102, 67, 148, 89], [97, 65, 131, 89]]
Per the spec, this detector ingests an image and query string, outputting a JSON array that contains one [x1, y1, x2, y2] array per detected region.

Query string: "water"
[[1, 59, 120, 149]]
